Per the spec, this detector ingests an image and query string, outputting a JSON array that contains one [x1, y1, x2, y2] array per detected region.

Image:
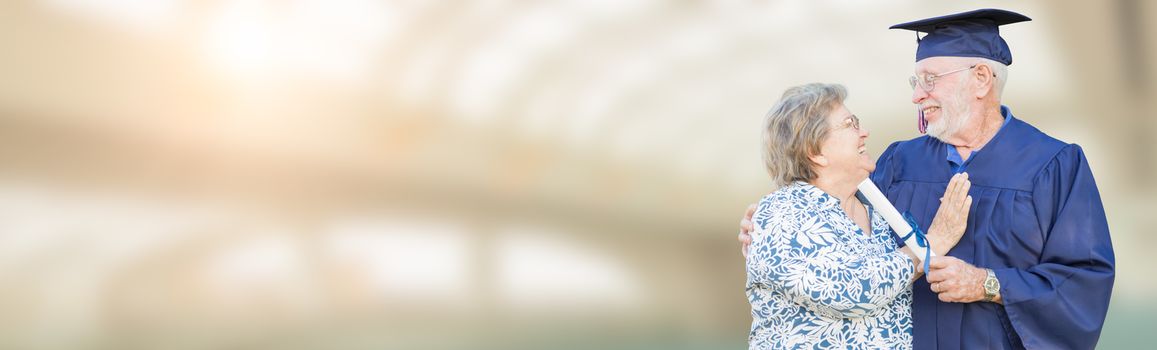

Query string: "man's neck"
[[945, 105, 1004, 161]]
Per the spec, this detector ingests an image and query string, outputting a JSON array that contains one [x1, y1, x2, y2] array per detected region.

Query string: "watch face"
[[984, 272, 999, 294]]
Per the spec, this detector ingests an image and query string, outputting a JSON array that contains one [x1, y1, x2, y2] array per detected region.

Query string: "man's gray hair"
[[941, 56, 1009, 99], [761, 83, 846, 190]]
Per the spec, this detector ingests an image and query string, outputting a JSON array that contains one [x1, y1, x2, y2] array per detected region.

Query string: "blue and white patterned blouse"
[[746, 181, 915, 349]]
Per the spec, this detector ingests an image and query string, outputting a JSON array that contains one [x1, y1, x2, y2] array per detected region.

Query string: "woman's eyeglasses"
[[841, 115, 861, 131]]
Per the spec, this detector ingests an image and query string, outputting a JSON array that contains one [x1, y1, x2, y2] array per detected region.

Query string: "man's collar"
[[945, 105, 1013, 167]]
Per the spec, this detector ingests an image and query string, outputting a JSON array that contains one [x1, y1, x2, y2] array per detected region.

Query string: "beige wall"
[[0, 0, 1152, 349]]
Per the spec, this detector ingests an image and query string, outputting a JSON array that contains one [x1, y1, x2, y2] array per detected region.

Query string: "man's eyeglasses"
[[909, 65, 976, 92]]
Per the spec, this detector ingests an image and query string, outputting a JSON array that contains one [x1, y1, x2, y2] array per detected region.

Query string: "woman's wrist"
[[899, 247, 923, 275]]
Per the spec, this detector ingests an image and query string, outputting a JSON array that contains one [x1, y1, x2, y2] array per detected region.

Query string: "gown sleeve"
[[993, 144, 1115, 350], [871, 141, 904, 248], [747, 197, 915, 319]]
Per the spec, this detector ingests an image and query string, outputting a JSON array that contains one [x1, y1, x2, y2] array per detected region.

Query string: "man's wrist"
[[982, 268, 1000, 302], [927, 231, 948, 256]]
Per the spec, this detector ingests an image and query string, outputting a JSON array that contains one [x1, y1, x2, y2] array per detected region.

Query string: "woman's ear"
[[809, 153, 829, 168]]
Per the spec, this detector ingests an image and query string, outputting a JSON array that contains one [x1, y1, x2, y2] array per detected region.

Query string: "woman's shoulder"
[[765, 181, 818, 202], [757, 182, 817, 218]]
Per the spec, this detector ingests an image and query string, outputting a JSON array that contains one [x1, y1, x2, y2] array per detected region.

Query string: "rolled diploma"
[[857, 178, 935, 261]]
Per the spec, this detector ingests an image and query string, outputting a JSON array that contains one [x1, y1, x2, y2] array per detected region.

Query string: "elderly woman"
[[746, 83, 971, 349]]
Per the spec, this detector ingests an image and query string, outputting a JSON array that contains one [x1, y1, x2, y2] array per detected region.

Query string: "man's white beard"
[[926, 87, 972, 140]]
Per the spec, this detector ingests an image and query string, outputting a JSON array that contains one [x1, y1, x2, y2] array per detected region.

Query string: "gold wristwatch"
[[982, 268, 1000, 302]]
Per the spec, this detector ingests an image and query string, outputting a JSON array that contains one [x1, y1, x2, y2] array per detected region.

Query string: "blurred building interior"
[[0, 0, 1153, 349]]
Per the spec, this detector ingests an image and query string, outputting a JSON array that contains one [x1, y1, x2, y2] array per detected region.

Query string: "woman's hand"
[[927, 173, 972, 256]]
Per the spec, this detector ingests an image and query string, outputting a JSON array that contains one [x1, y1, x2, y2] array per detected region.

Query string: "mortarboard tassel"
[[917, 105, 927, 134]]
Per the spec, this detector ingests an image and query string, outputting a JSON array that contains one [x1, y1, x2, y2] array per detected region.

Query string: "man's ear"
[[973, 64, 994, 98]]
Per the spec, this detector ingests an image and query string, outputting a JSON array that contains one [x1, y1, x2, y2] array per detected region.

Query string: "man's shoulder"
[[1006, 117, 1068, 149], [1000, 117, 1074, 166], [982, 117, 1080, 190]]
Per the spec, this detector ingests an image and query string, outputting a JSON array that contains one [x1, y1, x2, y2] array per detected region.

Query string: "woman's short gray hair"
[[761, 83, 847, 189]]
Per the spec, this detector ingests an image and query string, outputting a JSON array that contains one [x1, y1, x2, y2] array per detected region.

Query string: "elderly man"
[[738, 9, 1115, 350]]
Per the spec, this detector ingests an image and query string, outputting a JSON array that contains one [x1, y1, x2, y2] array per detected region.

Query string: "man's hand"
[[739, 204, 755, 257], [926, 256, 991, 303]]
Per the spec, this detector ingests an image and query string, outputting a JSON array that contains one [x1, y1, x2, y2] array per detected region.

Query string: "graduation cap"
[[890, 9, 1031, 66]]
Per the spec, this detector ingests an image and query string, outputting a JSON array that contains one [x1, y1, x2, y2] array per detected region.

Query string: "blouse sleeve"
[[747, 196, 915, 319]]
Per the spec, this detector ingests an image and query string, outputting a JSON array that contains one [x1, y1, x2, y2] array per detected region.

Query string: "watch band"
[[982, 268, 999, 302]]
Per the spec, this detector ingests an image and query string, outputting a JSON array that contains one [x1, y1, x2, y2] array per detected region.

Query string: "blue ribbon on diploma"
[[899, 212, 931, 277]]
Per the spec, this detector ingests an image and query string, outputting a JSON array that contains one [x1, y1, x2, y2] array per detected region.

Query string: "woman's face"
[[816, 104, 874, 180]]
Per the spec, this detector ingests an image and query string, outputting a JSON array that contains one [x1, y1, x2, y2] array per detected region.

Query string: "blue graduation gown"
[[870, 108, 1115, 349]]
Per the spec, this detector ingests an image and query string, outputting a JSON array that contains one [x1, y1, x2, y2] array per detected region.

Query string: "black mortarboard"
[[890, 9, 1031, 65]]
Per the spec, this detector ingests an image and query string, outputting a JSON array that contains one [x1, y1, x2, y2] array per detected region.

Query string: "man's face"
[[911, 57, 974, 140]]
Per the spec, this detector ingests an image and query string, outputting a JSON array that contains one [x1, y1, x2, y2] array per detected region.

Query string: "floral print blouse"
[[746, 181, 915, 349]]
